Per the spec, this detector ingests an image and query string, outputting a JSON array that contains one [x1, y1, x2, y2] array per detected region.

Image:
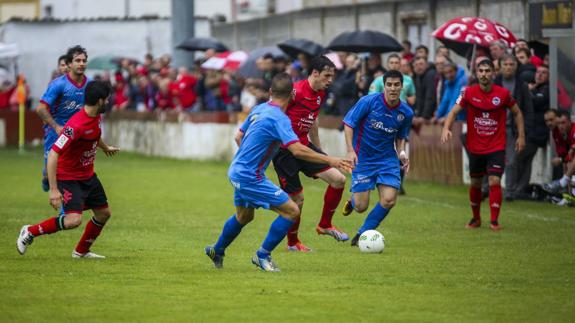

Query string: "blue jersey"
[[40, 74, 89, 132], [343, 93, 413, 172], [229, 102, 299, 183]]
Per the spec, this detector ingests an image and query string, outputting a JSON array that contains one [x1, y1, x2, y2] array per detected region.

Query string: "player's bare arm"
[[309, 119, 322, 149], [287, 142, 353, 173], [510, 103, 525, 152], [396, 138, 409, 172], [234, 130, 244, 147], [343, 124, 358, 165], [441, 103, 463, 143], [46, 149, 62, 210], [97, 138, 120, 157], [35, 102, 62, 134]]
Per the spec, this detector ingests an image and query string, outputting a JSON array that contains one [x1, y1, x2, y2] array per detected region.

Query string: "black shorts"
[[58, 174, 108, 214], [272, 142, 331, 195], [468, 150, 505, 178]]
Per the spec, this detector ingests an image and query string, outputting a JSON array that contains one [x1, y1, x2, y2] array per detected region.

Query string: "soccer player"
[[37, 45, 89, 192], [341, 70, 413, 245], [441, 59, 525, 230], [205, 73, 352, 272], [272, 55, 348, 252], [17, 81, 119, 258]]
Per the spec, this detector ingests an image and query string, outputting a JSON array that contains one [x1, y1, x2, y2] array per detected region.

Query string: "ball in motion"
[[358, 230, 385, 253]]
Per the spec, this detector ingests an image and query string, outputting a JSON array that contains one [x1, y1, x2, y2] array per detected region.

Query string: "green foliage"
[[1, 149, 574, 322]]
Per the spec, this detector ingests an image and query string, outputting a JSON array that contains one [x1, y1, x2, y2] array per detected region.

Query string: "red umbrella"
[[432, 17, 517, 57]]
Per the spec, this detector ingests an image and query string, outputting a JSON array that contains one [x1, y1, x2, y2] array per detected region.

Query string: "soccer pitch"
[[1, 149, 574, 322]]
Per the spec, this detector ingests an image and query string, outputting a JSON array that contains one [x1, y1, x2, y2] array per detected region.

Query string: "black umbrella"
[[277, 38, 325, 59], [237, 46, 286, 78], [176, 37, 228, 52], [327, 30, 402, 53]]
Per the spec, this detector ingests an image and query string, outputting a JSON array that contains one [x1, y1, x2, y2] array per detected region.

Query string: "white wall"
[[41, 0, 172, 19], [0, 17, 209, 103]]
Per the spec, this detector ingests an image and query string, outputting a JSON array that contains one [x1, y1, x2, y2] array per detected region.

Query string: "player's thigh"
[[57, 180, 85, 215], [485, 150, 505, 179], [468, 152, 488, 180], [300, 143, 331, 179], [315, 167, 346, 188], [270, 199, 300, 220], [84, 174, 109, 211], [273, 150, 304, 195]]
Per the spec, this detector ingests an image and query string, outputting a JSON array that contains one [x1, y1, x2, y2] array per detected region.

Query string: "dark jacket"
[[414, 65, 437, 119], [517, 63, 536, 84], [493, 74, 534, 138], [529, 82, 550, 147]]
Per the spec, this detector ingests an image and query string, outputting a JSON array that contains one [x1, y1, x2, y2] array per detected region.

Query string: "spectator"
[[434, 60, 467, 123], [434, 54, 448, 106], [413, 55, 437, 125], [514, 47, 537, 84], [494, 54, 534, 200], [331, 53, 359, 116], [435, 45, 450, 59], [112, 73, 130, 110], [369, 53, 416, 106], [402, 40, 414, 62], [415, 45, 429, 61], [489, 40, 507, 62], [400, 57, 414, 78], [514, 39, 544, 67], [512, 64, 551, 198], [172, 67, 197, 111], [545, 109, 569, 179], [357, 53, 384, 96], [196, 70, 230, 111], [155, 78, 176, 110]]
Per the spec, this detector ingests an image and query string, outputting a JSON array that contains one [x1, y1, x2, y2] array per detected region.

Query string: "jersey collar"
[[66, 73, 87, 89], [382, 94, 400, 110]]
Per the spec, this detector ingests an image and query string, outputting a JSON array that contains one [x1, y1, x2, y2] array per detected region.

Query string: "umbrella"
[[277, 38, 325, 59], [201, 50, 248, 71], [327, 30, 402, 53], [87, 55, 139, 70], [176, 37, 228, 52], [237, 46, 286, 78], [432, 16, 517, 57]]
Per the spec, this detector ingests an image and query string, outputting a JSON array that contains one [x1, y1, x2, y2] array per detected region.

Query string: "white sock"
[[559, 175, 569, 188]]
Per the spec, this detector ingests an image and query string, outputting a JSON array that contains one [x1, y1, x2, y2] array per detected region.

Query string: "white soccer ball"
[[358, 230, 385, 253]]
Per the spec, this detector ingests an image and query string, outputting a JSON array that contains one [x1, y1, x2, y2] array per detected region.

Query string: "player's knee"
[[284, 203, 301, 220], [355, 201, 369, 213], [380, 198, 396, 209], [236, 211, 254, 224], [331, 173, 347, 188], [94, 209, 111, 223], [64, 215, 82, 229], [292, 194, 304, 208]]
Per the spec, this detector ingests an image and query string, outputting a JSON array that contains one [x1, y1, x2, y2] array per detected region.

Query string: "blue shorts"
[[230, 178, 289, 209], [351, 163, 401, 193], [43, 129, 59, 175]]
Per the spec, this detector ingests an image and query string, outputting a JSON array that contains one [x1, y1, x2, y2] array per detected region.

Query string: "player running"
[[273, 55, 348, 252], [441, 59, 525, 230], [205, 73, 352, 272], [341, 70, 413, 246], [36, 45, 89, 192], [17, 81, 119, 258]]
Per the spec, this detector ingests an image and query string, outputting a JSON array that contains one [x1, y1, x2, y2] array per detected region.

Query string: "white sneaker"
[[72, 251, 106, 259], [16, 225, 34, 255]]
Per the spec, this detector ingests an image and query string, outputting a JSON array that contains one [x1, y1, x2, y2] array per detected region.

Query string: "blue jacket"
[[435, 66, 467, 120]]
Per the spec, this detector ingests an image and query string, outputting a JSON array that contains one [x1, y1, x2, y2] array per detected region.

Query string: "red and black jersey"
[[457, 84, 516, 155], [51, 108, 101, 180], [552, 127, 569, 160], [285, 79, 325, 146], [567, 124, 575, 162]]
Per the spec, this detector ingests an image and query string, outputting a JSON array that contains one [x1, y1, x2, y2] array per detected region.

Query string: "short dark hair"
[[415, 45, 429, 55], [545, 109, 558, 116], [58, 54, 67, 64], [262, 53, 274, 60], [514, 47, 531, 58], [66, 45, 88, 64], [477, 58, 494, 70], [499, 53, 518, 65], [387, 53, 401, 61], [557, 109, 571, 120], [402, 40, 412, 48], [270, 73, 293, 99], [383, 70, 403, 85], [84, 81, 111, 106], [309, 55, 335, 74]]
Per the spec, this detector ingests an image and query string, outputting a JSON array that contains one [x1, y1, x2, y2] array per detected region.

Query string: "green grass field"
[[1, 148, 574, 322]]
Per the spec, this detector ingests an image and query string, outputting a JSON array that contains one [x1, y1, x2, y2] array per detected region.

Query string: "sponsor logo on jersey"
[[63, 126, 74, 139], [317, 96, 321, 105], [54, 134, 69, 149], [492, 97, 500, 106], [274, 189, 283, 196], [369, 119, 397, 134]]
